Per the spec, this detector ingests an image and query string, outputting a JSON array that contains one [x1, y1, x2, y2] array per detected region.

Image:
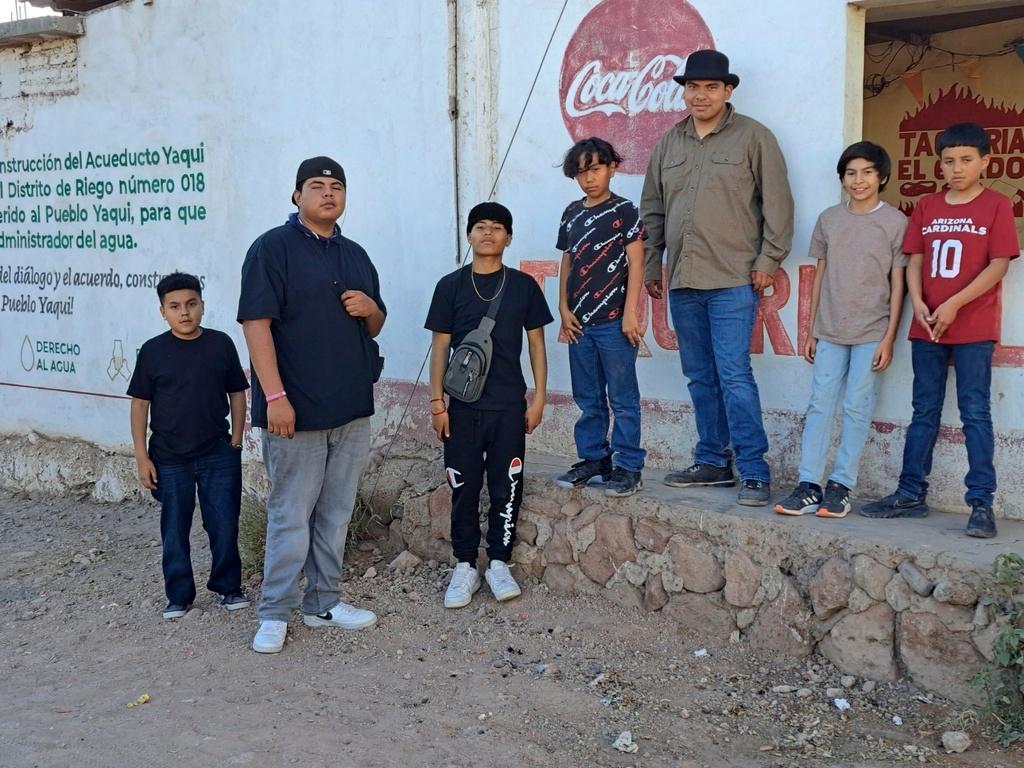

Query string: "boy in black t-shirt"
[[128, 272, 251, 619], [555, 137, 647, 496], [425, 202, 553, 610]]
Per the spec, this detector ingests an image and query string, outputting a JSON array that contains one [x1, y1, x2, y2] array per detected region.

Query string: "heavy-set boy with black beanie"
[[425, 202, 553, 609]]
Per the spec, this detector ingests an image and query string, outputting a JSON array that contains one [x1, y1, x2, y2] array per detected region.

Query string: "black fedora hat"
[[673, 49, 739, 88]]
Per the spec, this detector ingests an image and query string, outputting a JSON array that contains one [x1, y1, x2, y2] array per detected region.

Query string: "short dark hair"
[[157, 272, 202, 302], [836, 141, 892, 191], [936, 122, 990, 156], [561, 137, 623, 179]]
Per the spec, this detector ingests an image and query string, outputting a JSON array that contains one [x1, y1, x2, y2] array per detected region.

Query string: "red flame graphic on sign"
[[900, 86, 1024, 131]]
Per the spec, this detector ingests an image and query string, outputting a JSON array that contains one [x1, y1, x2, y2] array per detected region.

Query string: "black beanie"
[[466, 201, 513, 235], [295, 156, 346, 192]]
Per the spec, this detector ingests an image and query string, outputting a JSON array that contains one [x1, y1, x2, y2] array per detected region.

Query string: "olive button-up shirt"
[[641, 105, 794, 290]]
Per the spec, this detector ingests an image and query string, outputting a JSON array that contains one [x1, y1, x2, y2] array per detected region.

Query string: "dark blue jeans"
[[152, 439, 243, 606], [568, 319, 645, 472], [898, 340, 996, 506], [669, 285, 770, 482]]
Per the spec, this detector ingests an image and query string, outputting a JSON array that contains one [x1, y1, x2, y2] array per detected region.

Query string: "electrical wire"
[[365, 0, 571, 504]]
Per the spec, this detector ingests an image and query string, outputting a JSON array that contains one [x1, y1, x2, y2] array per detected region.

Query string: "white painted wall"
[[3, 0, 1023, 516], [0, 0, 456, 448]]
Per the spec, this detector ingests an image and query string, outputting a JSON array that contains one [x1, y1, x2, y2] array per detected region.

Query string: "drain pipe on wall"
[[447, 0, 462, 265]]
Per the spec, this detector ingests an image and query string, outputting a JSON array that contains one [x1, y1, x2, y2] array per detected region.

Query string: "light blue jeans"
[[798, 339, 880, 490]]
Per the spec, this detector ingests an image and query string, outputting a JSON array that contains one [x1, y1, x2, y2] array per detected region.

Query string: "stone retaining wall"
[[383, 459, 1000, 705]]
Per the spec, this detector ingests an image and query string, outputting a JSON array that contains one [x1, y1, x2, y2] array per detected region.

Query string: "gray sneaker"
[[737, 479, 770, 506], [216, 592, 251, 611], [663, 462, 735, 488]]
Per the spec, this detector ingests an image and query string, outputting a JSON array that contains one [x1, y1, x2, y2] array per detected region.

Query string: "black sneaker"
[[162, 602, 191, 619], [737, 479, 771, 506], [216, 592, 251, 611], [817, 481, 851, 519], [965, 500, 997, 538], [555, 456, 613, 488], [773, 482, 822, 516], [859, 491, 929, 518], [663, 462, 736, 488], [604, 467, 642, 497]]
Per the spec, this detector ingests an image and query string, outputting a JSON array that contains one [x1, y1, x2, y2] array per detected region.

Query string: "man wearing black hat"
[[238, 156, 386, 653], [641, 50, 794, 506]]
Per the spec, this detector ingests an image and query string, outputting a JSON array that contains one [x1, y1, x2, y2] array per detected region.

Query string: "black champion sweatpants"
[[443, 400, 526, 564]]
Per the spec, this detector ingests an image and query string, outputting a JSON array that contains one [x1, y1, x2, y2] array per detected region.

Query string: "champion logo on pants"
[[502, 457, 522, 545], [445, 467, 464, 489]]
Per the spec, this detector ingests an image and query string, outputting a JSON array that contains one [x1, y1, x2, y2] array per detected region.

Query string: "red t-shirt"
[[903, 188, 1020, 344]]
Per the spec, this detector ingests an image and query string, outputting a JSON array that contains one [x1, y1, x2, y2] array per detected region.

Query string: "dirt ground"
[[2, 490, 1022, 768]]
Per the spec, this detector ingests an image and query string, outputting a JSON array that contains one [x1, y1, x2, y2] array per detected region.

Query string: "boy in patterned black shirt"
[[555, 137, 647, 496]]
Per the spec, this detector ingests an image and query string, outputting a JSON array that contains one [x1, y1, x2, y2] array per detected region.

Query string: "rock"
[[851, 555, 893, 602], [578, 514, 637, 586], [661, 570, 684, 593], [516, 519, 538, 547], [772, 685, 798, 693], [972, 602, 990, 629], [847, 587, 876, 614], [826, 687, 844, 697], [667, 537, 724, 594], [736, 608, 756, 630], [748, 576, 813, 658], [940, 731, 971, 754], [388, 519, 406, 550], [664, 592, 736, 643], [559, 500, 583, 519], [897, 561, 934, 597], [621, 560, 649, 587], [932, 577, 976, 606], [971, 620, 1003, 663], [511, 543, 544, 577], [543, 525, 574, 565], [595, 514, 637, 565], [607, 583, 644, 612], [885, 573, 914, 612], [724, 550, 761, 608], [840, 675, 856, 688], [363, 566, 377, 579], [861, 680, 876, 693], [389, 550, 422, 573], [819, 603, 897, 681], [643, 573, 669, 612], [634, 518, 673, 553], [797, 688, 813, 698], [611, 730, 638, 754], [571, 504, 603, 532], [542, 565, 576, 595], [809, 557, 852, 619], [521, 494, 560, 518], [427, 485, 452, 541], [899, 612, 982, 703]]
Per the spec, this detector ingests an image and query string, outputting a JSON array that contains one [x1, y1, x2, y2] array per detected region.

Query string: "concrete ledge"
[[0, 17, 84, 49], [387, 452, 1024, 704]]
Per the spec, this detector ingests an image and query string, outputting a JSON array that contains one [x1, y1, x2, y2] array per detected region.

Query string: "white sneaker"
[[252, 619, 288, 654], [444, 562, 481, 609], [485, 560, 521, 602], [303, 601, 377, 630]]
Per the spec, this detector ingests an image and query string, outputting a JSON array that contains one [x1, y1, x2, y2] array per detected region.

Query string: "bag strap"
[[476, 267, 506, 335]]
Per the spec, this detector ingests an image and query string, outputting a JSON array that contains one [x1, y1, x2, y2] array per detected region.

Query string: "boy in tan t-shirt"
[[774, 141, 907, 518]]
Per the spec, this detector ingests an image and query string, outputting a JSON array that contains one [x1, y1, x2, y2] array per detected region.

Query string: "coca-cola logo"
[[559, 0, 715, 175]]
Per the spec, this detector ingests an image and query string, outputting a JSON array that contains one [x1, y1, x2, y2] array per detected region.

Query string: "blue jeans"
[[152, 439, 243, 606], [568, 319, 645, 472], [897, 340, 995, 505], [669, 285, 770, 482], [798, 340, 880, 489]]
